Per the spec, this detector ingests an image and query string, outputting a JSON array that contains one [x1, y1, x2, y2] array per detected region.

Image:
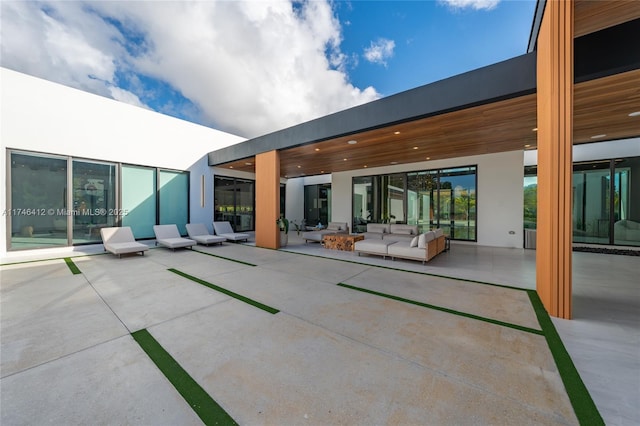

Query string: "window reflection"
[[10, 153, 68, 250], [354, 166, 477, 241]]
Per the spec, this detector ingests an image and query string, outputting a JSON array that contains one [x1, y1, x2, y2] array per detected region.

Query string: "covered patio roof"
[[209, 4, 640, 178]]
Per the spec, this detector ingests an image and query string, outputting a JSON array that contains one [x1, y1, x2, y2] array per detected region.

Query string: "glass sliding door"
[[9, 152, 68, 250], [573, 162, 611, 244], [407, 171, 437, 233], [352, 177, 372, 233], [72, 160, 117, 244], [214, 176, 255, 232], [613, 157, 639, 246], [525, 156, 639, 247], [439, 167, 477, 240], [122, 165, 157, 239], [159, 170, 189, 235], [235, 179, 255, 231], [304, 183, 331, 227], [385, 174, 405, 223]]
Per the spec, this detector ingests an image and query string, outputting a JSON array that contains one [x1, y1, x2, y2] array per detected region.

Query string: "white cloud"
[[363, 38, 395, 66], [438, 0, 500, 11], [108, 86, 146, 109], [0, 1, 379, 138]]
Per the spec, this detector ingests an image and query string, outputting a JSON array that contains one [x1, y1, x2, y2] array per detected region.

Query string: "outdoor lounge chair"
[[186, 223, 226, 246], [100, 226, 149, 258], [153, 224, 196, 250], [212, 221, 250, 242]]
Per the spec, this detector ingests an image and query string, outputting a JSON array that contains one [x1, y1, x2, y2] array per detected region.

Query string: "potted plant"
[[277, 215, 289, 247], [291, 219, 306, 235]]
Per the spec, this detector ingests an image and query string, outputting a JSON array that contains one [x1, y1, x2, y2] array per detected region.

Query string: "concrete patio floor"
[[1, 236, 638, 425]]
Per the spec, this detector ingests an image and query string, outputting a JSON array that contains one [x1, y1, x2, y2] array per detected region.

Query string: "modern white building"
[[2, 1, 640, 321], [1, 67, 244, 257]]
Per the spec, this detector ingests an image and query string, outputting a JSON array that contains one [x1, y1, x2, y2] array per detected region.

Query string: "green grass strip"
[[64, 257, 82, 275], [527, 291, 604, 425], [193, 249, 257, 266], [169, 268, 279, 314], [132, 329, 237, 425], [338, 283, 543, 335]]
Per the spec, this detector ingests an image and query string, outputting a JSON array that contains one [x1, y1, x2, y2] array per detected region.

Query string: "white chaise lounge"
[[212, 221, 250, 242], [100, 226, 149, 258], [186, 223, 226, 246], [153, 224, 196, 250]]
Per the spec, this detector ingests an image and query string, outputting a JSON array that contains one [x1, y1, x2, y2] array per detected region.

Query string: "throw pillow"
[[418, 233, 427, 249], [410, 236, 418, 247]]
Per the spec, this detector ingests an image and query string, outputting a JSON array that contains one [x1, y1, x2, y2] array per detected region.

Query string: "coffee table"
[[322, 234, 364, 251]]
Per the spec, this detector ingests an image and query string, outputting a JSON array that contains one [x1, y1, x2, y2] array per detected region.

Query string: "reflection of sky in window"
[[442, 174, 475, 189], [524, 176, 538, 187]]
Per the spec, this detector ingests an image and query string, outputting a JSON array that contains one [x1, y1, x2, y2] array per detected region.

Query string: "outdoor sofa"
[[302, 222, 349, 243], [362, 223, 419, 242], [355, 228, 446, 264], [100, 226, 149, 258]]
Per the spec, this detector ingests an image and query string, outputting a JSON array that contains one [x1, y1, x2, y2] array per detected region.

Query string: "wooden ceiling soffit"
[[574, 0, 640, 38], [218, 69, 640, 177]]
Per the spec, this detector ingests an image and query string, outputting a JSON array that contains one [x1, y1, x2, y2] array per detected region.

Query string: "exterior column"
[[536, 0, 574, 319], [255, 150, 280, 249]]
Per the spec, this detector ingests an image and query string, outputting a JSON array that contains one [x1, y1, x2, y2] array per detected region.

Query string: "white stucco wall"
[[332, 150, 525, 248], [283, 175, 331, 230], [1, 68, 245, 255]]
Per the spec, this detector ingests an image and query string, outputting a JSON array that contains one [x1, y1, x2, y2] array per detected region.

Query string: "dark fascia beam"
[[209, 52, 537, 166], [527, 0, 546, 53], [575, 18, 640, 83]]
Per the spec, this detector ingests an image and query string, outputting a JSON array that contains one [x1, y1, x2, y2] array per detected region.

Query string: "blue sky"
[[1, 0, 536, 138], [337, 0, 535, 95]]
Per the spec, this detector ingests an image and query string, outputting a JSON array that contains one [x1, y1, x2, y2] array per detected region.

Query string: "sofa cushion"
[[433, 228, 444, 238], [410, 236, 418, 247], [326, 222, 348, 232], [390, 224, 418, 235], [366, 223, 390, 234], [388, 242, 425, 260], [354, 239, 396, 255], [362, 232, 384, 240], [418, 231, 435, 249], [383, 233, 415, 242]]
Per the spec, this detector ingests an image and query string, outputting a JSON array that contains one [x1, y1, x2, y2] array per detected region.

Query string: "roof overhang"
[[210, 4, 640, 178]]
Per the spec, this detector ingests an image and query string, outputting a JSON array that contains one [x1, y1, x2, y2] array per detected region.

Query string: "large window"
[[159, 170, 189, 235], [523, 156, 640, 247], [7, 150, 190, 250], [72, 160, 117, 244], [214, 176, 254, 232], [9, 152, 68, 250], [353, 177, 372, 233], [353, 166, 477, 241], [438, 167, 477, 240], [121, 165, 157, 239], [407, 170, 438, 232]]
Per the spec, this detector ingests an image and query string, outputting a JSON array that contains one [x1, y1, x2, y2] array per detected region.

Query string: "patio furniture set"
[[101, 219, 446, 264], [100, 221, 249, 258], [302, 222, 447, 264]]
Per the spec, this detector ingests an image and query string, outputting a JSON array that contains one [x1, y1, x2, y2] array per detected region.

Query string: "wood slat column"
[[536, 0, 574, 319], [255, 150, 280, 249]]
